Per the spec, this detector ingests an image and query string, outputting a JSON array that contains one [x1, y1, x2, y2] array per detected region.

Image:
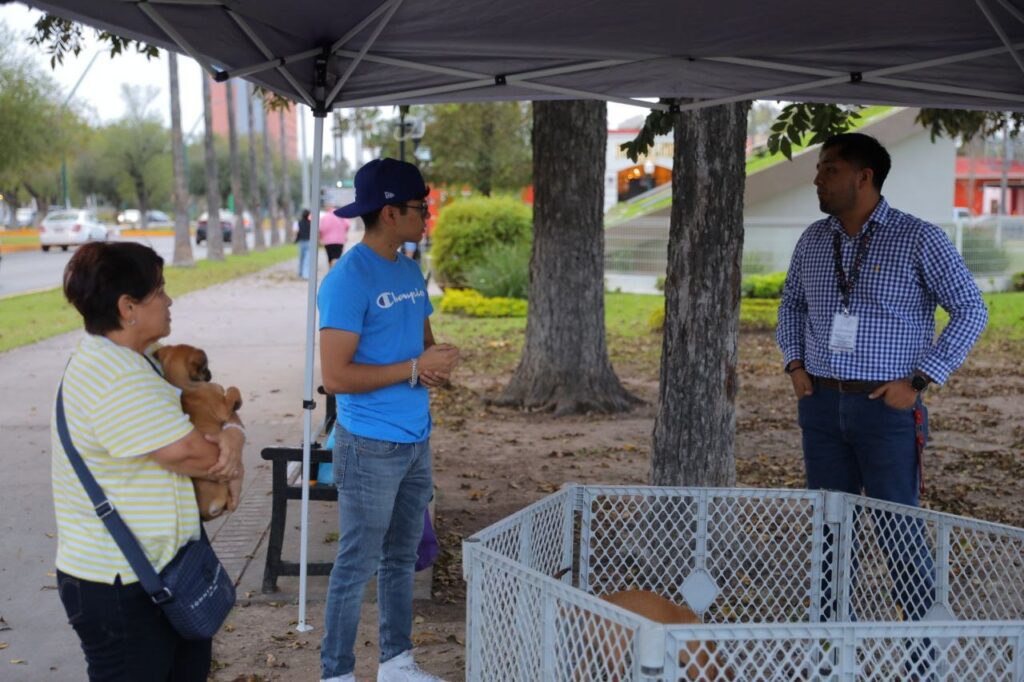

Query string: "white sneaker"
[[322, 674, 357, 682], [377, 650, 448, 682]]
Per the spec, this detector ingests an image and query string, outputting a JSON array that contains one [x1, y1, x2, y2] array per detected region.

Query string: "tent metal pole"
[[296, 112, 326, 633], [870, 76, 1024, 103], [330, 0, 403, 53], [515, 81, 671, 110], [137, 2, 220, 78], [994, 0, 1024, 25], [326, 0, 406, 106], [975, 0, 1024, 77], [336, 78, 498, 108], [225, 10, 316, 106]]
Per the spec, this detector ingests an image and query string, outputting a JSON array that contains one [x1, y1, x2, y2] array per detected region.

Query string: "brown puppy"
[[154, 344, 242, 520], [593, 589, 732, 681]]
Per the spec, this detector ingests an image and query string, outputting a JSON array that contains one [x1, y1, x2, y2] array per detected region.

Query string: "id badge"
[[829, 312, 858, 354]]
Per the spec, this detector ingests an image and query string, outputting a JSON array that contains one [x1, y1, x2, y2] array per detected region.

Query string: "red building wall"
[[208, 81, 299, 161]]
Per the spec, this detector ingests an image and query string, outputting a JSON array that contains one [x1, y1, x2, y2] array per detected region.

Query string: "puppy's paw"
[[225, 386, 243, 412]]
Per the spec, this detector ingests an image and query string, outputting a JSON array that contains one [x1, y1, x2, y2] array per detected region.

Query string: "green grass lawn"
[[0, 233, 42, 248], [0, 246, 295, 353], [430, 289, 1024, 372]]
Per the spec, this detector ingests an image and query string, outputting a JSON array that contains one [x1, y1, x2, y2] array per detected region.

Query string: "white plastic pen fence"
[[463, 485, 1024, 681]]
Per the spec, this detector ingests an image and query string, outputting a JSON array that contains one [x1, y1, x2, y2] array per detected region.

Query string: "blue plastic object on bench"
[[317, 429, 335, 484]]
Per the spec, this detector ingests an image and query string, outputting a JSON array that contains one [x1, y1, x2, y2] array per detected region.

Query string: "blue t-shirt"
[[317, 243, 434, 443]]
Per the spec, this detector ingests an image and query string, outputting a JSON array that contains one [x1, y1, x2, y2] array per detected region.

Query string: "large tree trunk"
[[494, 100, 639, 417], [168, 53, 194, 266], [278, 108, 292, 231], [261, 102, 280, 245], [650, 101, 750, 487], [247, 84, 266, 251], [202, 73, 224, 261], [227, 81, 248, 255]]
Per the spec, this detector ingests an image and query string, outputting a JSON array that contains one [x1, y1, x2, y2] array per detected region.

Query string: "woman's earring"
[[128, 319, 137, 326]]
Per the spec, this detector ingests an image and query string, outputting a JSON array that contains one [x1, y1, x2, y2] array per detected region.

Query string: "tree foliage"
[[0, 21, 85, 217], [627, 101, 1023, 163], [30, 13, 159, 68], [421, 102, 532, 195]]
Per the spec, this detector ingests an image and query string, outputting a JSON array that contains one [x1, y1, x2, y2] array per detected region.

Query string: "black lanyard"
[[832, 223, 875, 313]]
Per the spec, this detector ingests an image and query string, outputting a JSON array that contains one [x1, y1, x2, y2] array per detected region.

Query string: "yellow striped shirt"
[[51, 335, 198, 584]]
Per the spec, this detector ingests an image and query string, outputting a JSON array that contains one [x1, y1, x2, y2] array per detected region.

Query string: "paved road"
[[0, 235, 256, 298]]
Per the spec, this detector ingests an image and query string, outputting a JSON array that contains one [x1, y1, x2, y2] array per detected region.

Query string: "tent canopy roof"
[[27, 0, 1024, 113]]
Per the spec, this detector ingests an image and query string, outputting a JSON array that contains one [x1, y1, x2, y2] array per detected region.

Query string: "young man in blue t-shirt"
[[317, 158, 458, 682]]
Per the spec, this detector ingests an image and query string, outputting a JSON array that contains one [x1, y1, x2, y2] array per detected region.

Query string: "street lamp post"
[[60, 51, 102, 208]]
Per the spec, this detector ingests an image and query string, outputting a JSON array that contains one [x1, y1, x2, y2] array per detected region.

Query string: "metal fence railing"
[[604, 217, 1024, 290], [464, 485, 1024, 681]]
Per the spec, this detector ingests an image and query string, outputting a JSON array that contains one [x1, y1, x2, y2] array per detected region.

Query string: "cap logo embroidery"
[[384, 191, 395, 199]]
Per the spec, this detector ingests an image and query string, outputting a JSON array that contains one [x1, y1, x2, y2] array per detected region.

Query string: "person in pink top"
[[319, 209, 351, 268]]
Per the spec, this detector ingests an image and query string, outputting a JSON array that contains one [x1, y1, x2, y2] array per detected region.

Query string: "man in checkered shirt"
[[777, 133, 987, 621]]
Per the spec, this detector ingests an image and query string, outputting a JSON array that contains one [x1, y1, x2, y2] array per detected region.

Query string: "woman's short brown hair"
[[63, 242, 165, 335]]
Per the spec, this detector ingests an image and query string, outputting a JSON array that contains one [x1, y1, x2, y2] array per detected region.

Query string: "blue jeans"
[[297, 240, 311, 278], [320, 424, 433, 678], [798, 384, 935, 622]]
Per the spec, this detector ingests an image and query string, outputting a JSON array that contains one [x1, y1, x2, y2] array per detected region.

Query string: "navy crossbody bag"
[[55, 381, 235, 640]]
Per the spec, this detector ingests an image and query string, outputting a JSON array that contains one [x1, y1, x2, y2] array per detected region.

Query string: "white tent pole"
[[300, 107, 310, 212], [296, 112, 325, 633]]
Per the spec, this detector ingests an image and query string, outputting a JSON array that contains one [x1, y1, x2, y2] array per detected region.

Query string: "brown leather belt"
[[810, 375, 886, 393]]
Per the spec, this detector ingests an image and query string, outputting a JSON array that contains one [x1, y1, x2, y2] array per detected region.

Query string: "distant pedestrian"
[[319, 209, 350, 268], [295, 208, 312, 279]]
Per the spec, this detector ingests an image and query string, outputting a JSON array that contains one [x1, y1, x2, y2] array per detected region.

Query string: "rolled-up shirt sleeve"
[[915, 224, 988, 384], [776, 235, 808, 369]]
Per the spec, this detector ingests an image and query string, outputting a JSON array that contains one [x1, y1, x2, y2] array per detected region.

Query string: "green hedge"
[[431, 196, 532, 289], [465, 241, 531, 299], [648, 298, 780, 333], [741, 271, 787, 299], [438, 288, 528, 318]]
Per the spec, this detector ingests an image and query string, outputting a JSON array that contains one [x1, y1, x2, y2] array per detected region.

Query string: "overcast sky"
[[1, 3, 649, 167]]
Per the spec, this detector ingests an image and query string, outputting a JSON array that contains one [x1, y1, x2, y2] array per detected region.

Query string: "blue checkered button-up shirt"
[[777, 198, 987, 385]]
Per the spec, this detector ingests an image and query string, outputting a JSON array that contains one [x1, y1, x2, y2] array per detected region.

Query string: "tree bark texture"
[[278, 108, 291, 227], [246, 84, 266, 251], [650, 101, 750, 487], [227, 81, 248, 255], [202, 73, 224, 261], [495, 100, 639, 417], [261, 103, 280, 246]]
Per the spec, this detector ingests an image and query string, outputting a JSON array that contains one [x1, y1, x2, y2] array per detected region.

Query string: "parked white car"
[[39, 210, 109, 252]]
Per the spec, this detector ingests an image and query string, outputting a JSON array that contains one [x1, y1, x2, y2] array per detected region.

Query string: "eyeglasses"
[[400, 203, 430, 218]]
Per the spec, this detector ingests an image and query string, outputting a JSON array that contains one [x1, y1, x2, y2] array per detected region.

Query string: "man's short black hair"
[[361, 204, 411, 230], [822, 133, 891, 191]]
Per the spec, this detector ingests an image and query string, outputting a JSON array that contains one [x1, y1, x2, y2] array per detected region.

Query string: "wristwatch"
[[910, 373, 931, 392]]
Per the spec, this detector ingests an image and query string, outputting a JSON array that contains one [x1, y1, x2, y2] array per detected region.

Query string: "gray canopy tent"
[[29, 0, 1024, 631]]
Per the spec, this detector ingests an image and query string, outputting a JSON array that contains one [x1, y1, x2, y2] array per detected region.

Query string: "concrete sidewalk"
[[0, 259, 318, 680]]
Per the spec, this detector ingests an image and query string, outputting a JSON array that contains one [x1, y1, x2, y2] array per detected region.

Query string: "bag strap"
[[55, 381, 174, 604]]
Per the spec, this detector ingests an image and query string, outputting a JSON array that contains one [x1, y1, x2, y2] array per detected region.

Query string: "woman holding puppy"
[[52, 242, 244, 681]]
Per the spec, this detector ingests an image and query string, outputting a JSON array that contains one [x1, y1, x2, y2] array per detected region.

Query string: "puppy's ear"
[[225, 386, 242, 412]]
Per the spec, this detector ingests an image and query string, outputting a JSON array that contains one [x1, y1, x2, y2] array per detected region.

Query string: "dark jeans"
[[798, 384, 936, 622], [57, 570, 211, 682]]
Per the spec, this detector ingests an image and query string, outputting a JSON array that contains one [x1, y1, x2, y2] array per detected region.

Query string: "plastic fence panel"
[[947, 524, 1024, 621], [704, 494, 817, 624]]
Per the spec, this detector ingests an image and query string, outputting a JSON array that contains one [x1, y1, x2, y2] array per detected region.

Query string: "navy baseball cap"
[[333, 158, 428, 218]]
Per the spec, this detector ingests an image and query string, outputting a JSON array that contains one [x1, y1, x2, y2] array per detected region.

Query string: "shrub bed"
[[438, 288, 528, 318]]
